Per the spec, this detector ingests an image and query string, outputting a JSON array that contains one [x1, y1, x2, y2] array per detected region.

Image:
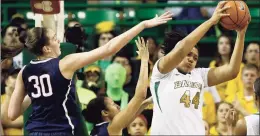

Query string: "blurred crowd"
[[1, 0, 259, 136]]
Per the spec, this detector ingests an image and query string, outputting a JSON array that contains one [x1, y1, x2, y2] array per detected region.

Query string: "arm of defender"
[[158, 1, 230, 74], [207, 25, 248, 86], [8, 69, 26, 121], [59, 12, 172, 78], [108, 37, 149, 134]]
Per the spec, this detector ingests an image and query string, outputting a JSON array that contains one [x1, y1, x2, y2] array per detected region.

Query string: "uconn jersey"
[[90, 122, 109, 136], [22, 58, 80, 134]]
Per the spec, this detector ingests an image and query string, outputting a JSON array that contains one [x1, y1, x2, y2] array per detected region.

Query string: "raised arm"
[[108, 37, 149, 134], [207, 22, 249, 86], [158, 1, 230, 74], [60, 12, 172, 78]]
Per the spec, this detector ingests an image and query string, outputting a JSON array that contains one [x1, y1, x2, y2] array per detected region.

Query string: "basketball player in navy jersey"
[[84, 37, 152, 136], [7, 12, 172, 136]]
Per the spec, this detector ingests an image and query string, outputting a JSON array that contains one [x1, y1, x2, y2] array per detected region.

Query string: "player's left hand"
[[142, 11, 173, 29], [236, 21, 250, 35], [135, 36, 149, 61]]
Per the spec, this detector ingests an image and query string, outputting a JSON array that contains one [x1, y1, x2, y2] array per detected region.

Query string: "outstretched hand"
[[142, 11, 173, 28], [135, 36, 149, 61]]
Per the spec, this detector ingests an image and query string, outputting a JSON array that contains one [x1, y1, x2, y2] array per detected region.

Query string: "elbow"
[[230, 70, 239, 80], [8, 109, 18, 121]]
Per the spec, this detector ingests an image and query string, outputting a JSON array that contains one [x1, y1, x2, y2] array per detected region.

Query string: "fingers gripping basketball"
[[220, 1, 250, 30]]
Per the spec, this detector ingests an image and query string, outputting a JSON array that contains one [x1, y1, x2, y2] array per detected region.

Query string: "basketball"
[[220, 1, 250, 30]]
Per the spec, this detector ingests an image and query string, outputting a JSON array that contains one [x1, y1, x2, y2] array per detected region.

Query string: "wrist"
[[140, 21, 147, 29], [141, 59, 149, 63], [207, 18, 215, 26]]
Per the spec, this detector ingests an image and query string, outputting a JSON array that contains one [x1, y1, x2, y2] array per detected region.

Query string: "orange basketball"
[[220, 1, 250, 30]]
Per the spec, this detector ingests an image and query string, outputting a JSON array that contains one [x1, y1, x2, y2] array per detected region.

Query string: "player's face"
[[242, 69, 258, 89], [128, 116, 148, 136], [177, 47, 198, 73], [104, 97, 120, 119], [217, 103, 231, 123], [98, 33, 114, 47], [46, 29, 61, 57], [218, 36, 231, 56], [245, 43, 260, 66]]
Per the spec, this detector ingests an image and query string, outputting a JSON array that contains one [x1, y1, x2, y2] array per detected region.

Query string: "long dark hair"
[[214, 34, 234, 67], [82, 96, 107, 124]]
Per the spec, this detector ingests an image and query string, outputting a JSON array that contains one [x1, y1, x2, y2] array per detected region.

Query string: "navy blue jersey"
[[90, 122, 109, 136], [22, 58, 81, 134]]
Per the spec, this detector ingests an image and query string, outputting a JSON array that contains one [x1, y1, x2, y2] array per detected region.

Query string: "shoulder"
[[235, 118, 247, 135], [192, 67, 210, 75]]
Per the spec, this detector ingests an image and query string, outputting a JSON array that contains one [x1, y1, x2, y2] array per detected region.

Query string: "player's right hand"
[[135, 36, 149, 61], [209, 1, 230, 25]]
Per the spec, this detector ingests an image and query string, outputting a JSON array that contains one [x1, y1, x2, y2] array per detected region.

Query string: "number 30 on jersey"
[[28, 74, 53, 98], [180, 90, 200, 109]]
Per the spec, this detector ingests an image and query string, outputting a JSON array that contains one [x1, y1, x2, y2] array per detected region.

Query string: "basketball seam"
[[237, 2, 247, 29], [223, 10, 236, 25], [222, 1, 240, 28], [234, 1, 239, 23]]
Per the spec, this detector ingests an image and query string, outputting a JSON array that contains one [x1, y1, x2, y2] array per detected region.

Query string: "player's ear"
[[42, 46, 51, 53], [101, 110, 109, 117]]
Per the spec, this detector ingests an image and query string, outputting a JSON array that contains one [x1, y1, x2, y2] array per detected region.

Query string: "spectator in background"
[[209, 102, 237, 135], [105, 63, 131, 109], [111, 51, 135, 97], [80, 65, 105, 96], [10, 13, 28, 30], [226, 64, 259, 117], [93, 21, 118, 71], [244, 42, 260, 69], [143, 36, 159, 64], [1, 69, 23, 135], [209, 34, 243, 101], [166, 1, 216, 36], [1, 24, 24, 69], [225, 43, 260, 103], [65, 20, 88, 53], [127, 114, 148, 136], [1, 59, 14, 94]]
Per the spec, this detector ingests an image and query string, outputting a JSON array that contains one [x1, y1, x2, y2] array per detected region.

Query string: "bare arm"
[[158, 1, 230, 74], [108, 37, 149, 134], [207, 24, 248, 86], [59, 12, 173, 79], [8, 69, 26, 121]]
